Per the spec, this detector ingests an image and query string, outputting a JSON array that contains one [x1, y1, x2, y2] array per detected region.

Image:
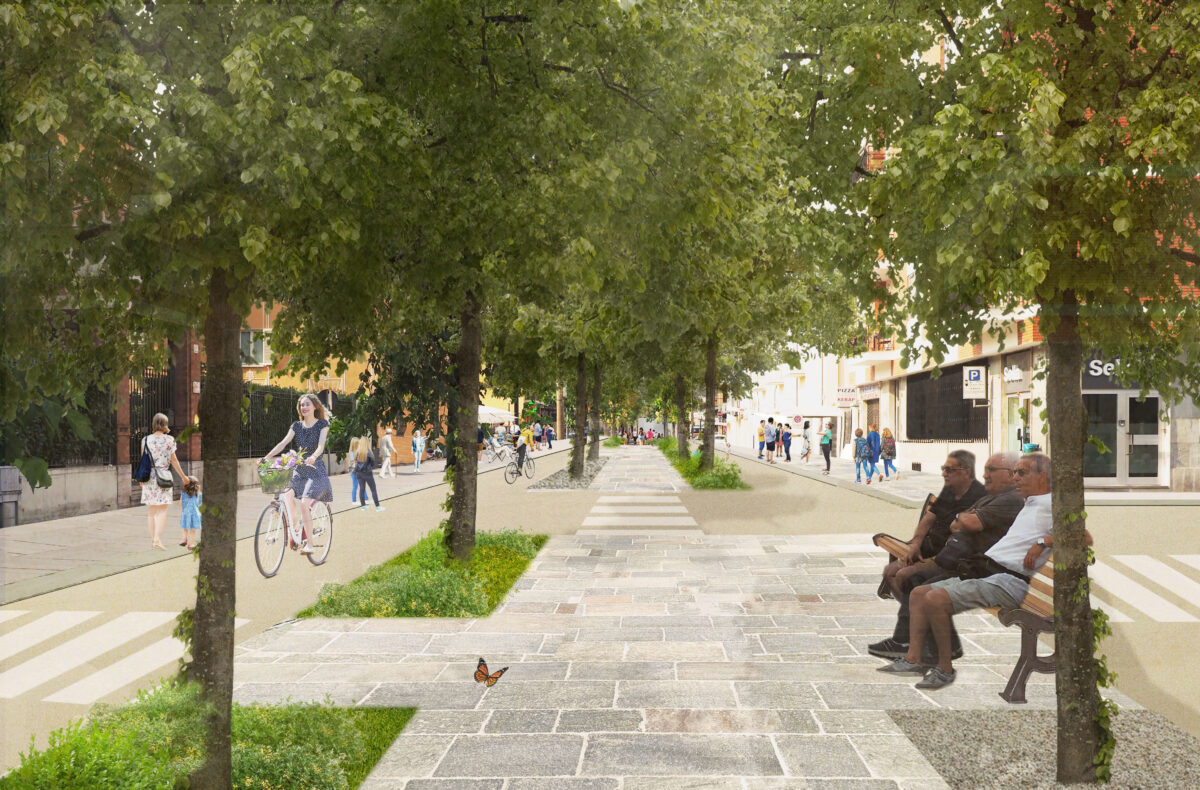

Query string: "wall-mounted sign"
[[1002, 350, 1033, 393], [859, 383, 880, 400], [835, 387, 859, 407], [963, 366, 986, 399], [1082, 353, 1139, 389], [1002, 365, 1023, 383]]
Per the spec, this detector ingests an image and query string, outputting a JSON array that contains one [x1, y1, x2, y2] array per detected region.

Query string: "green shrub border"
[[297, 528, 549, 619], [655, 438, 751, 490]]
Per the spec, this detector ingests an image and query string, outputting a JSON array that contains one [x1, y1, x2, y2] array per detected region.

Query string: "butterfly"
[[474, 657, 508, 687]]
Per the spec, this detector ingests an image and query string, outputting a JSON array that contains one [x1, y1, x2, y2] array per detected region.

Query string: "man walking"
[[378, 428, 396, 477], [764, 417, 778, 464]]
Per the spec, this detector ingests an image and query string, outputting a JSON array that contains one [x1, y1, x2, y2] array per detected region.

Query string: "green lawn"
[[655, 438, 751, 490], [0, 683, 413, 790], [299, 529, 548, 618]]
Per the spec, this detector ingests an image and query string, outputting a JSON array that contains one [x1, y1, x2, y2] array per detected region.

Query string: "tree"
[[858, 1, 1200, 781]]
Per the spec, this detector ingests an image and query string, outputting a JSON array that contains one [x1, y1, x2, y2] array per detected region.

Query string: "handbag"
[[133, 437, 153, 483], [934, 531, 974, 571], [155, 466, 174, 488]]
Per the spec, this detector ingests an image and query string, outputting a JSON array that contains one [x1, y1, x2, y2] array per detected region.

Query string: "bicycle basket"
[[258, 467, 292, 494]]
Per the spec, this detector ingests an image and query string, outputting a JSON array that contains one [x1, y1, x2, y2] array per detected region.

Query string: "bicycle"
[[484, 440, 514, 464], [503, 454, 535, 484], [254, 466, 333, 578]]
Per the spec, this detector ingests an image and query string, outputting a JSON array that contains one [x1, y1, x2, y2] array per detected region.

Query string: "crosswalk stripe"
[[1170, 555, 1200, 574], [1089, 595, 1133, 623], [1113, 555, 1200, 610], [0, 611, 28, 626], [589, 506, 689, 514], [0, 612, 178, 699], [43, 619, 249, 705], [581, 516, 698, 527], [1089, 562, 1198, 623], [595, 496, 682, 504], [0, 611, 101, 662]]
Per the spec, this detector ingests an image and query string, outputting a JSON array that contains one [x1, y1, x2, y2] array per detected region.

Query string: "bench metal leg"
[[997, 609, 1055, 704]]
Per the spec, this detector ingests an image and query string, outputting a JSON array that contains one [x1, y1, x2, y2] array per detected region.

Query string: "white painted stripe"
[[581, 516, 698, 527], [0, 612, 178, 698], [595, 496, 682, 504], [1113, 555, 1200, 609], [1089, 562, 1198, 623], [0, 611, 28, 626], [1171, 555, 1200, 574], [43, 618, 250, 705], [1089, 594, 1133, 623], [0, 611, 101, 662], [589, 506, 689, 514]]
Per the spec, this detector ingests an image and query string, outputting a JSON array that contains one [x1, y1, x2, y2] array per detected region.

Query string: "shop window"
[[906, 364, 988, 440]]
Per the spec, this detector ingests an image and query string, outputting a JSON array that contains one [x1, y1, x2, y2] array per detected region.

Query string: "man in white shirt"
[[878, 452, 1092, 690], [379, 428, 396, 477]]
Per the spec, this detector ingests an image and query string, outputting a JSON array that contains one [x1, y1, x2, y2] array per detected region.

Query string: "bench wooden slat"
[[998, 552, 1056, 703]]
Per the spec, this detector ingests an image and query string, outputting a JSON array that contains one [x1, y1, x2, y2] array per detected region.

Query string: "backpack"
[[881, 436, 896, 458]]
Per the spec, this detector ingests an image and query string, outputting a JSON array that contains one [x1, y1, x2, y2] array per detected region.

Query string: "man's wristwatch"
[[1035, 539, 1047, 549]]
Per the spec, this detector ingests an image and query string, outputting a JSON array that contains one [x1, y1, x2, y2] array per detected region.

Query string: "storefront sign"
[[1083, 354, 1139, 389], [1002, 350, 1032, 393], [962, 366, 986, 399], [859, 383, 880, 400], [835, 387, 859, 407]]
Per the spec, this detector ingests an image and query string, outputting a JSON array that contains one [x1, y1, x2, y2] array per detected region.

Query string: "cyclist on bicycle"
[[261, 394, 332, 554], [515, 426, 529, 471]]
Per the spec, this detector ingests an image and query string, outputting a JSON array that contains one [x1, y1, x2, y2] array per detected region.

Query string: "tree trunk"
[[700, 333, 718, 471], [189, 267, 240, 790], [569, 353, 587, 478], [674, 373, 688, 458], [1046, 292, 1102, 782], [588, 362, 601, 461], [447, 291, 481, 561]]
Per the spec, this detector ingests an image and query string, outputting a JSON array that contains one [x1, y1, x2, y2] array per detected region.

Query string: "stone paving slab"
[[231, 529, 1143, 787]]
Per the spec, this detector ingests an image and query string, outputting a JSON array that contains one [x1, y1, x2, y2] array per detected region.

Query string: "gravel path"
[[528, 457, 608, 490], [891, 709, 1200, 789]]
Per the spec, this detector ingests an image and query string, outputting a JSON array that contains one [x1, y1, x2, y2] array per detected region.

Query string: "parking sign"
[[962, 366, 986, 399]]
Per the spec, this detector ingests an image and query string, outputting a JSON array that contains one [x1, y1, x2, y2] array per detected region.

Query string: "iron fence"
[[239, 385, 303, 458], [129, 365, 176, 470], [3, 386, 117, 468]]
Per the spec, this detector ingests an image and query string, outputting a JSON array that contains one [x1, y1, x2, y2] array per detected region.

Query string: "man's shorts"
[[929, 573, 1028, 613], [765, 441, 776, 451]]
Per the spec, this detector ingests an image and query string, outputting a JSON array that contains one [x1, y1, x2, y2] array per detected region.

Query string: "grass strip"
[[299, 529, 548, 618], [602, 435, 624, 448], [655, 438, 751, 490], [0, 683, 413, 790]]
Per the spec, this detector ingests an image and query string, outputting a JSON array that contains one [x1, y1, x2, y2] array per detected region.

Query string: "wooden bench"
[[870, 495, 1056, 704]]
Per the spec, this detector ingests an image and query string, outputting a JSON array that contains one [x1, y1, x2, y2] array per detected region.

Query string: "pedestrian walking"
[[412, 429, 426, 472], [355, 436, 383, 511], [854, 428, 871, 483], [178, 476, 201, 550], [800, 420, 812, 464], [139, 412, 190, 550], [782, 423, 793, 462], [866, 423, 882, 483], [348, 437, 361, 502], [379, 428, 396, 477], [765, 417, 778, 464], [880, 427, 898, 480], [261, 393, 332, 555], [757, 420, 766, 458], [545, 424, 555, 448], [820, 421, 833, 474], [533, 421, 543, 452]]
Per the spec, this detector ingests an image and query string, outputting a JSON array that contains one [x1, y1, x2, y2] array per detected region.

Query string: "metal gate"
[[129, 365, 175, 471]]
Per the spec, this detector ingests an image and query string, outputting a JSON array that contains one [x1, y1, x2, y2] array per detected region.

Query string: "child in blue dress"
[[179, 477, 202, 550]]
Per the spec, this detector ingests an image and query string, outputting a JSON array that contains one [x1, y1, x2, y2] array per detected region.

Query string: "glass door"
[[1126, 396, 1161, 479], [1083, 392, 1164, 485], [1083, 394, 1119, 480]]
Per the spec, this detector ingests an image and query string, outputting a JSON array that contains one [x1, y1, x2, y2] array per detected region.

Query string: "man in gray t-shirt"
[[764, 418, 778, 464]]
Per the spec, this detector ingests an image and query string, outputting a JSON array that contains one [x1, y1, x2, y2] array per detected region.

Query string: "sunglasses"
[[984, 465, 1013, 473], [940, 465, 963, 473], [1014, 467, 1033, 477]]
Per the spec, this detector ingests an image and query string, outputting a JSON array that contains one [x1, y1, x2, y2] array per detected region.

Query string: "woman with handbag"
[[140, 412, 189, 550]]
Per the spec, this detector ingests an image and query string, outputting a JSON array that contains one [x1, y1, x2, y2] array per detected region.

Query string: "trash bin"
[[0, 466, 21, 528]]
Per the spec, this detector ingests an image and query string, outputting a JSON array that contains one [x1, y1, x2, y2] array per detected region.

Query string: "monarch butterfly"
[[474, 657, 508, 687]]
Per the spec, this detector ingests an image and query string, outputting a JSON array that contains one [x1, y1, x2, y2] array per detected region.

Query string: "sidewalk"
[[0, 442, 576, 604], [231, 445, 1144, 787], [726, 445, 1200, 508]]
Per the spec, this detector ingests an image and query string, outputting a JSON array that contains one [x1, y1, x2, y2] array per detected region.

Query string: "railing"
[[129, 366, 176, 470]]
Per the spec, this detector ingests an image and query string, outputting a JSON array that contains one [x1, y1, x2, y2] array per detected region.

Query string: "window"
[[240, 331, 269, 366], [906, 363, 988, 440]]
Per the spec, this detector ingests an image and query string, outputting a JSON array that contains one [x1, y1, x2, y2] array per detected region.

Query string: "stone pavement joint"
[[232, 529, 1141, 787]]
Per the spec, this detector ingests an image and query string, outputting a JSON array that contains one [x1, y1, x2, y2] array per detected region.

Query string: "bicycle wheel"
[[523, 457, 536, 478], [254, 503, 286, 578], [504, 462, 519, 484], [306, 501, 334, 566]]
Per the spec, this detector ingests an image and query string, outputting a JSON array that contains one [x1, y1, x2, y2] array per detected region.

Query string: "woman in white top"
[[141, 412, 190, 549], [412, 429, 426, 472]]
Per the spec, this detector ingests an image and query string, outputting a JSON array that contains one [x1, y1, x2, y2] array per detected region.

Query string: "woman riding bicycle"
[[261, 393, 333, 554]]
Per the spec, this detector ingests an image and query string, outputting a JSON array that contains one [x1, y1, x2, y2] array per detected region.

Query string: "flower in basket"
[[262, 450, 306, 471]]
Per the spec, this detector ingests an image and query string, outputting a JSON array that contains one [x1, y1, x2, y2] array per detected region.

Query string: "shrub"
[[654, 440, 749, 490], [603, 435, 624, 448]]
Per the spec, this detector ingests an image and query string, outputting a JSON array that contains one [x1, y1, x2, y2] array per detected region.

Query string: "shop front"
[[1001, 351, 1035, 452], [1082, 355, 1168, 487]]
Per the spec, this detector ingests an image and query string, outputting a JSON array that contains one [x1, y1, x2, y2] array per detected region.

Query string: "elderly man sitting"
[[877, 452, 1093, 689]]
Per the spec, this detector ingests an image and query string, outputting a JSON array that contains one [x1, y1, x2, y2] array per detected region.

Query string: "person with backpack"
[[880, 427, 899, 480], [854, 428, 870, 483], [355, 435, 384, 511]]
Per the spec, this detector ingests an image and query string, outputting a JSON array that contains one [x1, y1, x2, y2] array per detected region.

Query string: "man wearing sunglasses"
[[878, 452, 1093, 690], [869, 451, 1023, 660]]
